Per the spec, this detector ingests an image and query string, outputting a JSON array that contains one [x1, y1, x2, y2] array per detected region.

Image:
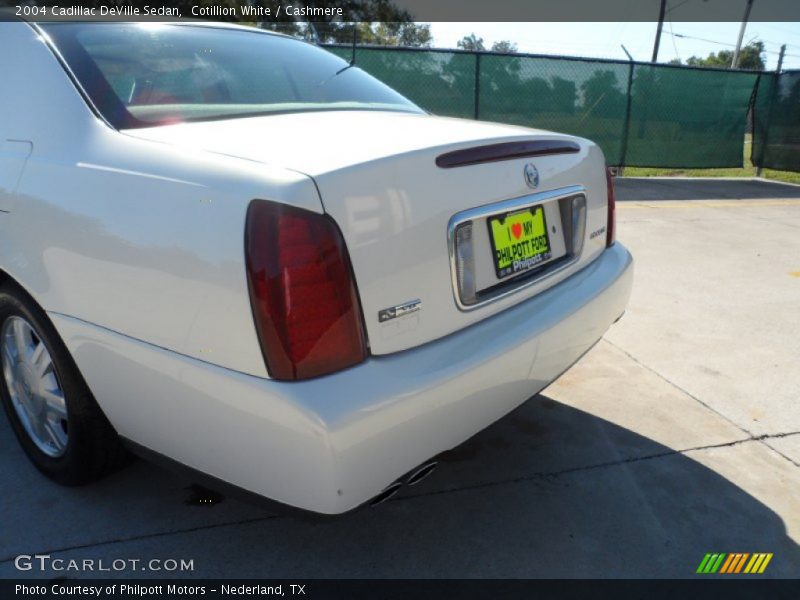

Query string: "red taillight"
[[245, 201, 368, 381], [605, 167, 616, 247]]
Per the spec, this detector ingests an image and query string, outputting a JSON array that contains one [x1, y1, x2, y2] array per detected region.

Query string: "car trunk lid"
[[125, 111, 610, 355]]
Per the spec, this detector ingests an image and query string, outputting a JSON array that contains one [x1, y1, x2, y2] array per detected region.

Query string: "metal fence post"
[[756, 44, 785, 177], [474, 52, 482, 120], [619, 59, 635, 171]]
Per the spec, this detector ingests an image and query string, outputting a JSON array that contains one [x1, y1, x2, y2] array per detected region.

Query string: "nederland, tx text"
[[16, 584, 307, 596]]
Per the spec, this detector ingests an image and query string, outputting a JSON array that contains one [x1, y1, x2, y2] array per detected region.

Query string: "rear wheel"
[[0, 283, 130, 484]]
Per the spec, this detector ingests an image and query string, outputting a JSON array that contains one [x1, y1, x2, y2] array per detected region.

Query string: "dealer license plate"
[[488, 205, 552, 279]]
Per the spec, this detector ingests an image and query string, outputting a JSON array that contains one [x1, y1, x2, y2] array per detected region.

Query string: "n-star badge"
[[378, 299, 422, 323]]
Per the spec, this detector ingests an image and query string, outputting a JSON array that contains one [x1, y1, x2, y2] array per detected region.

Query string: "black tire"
[[0, 281, 131, 485]]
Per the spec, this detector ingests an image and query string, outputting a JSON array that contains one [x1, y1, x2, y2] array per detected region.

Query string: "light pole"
[[652, 0, 667, 62], [732, 0, 755, 68]]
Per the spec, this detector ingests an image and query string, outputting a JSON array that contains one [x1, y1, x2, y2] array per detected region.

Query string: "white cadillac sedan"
[[0, 20, 632, 514]]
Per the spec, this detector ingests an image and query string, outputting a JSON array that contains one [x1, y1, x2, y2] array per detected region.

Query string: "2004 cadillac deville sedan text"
[[0, 20, 632, 514]]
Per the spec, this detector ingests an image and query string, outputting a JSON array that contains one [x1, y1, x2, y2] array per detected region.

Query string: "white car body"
[[0, 21, 632, 513]]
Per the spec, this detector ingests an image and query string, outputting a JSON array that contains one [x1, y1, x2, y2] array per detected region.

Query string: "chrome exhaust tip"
[[369, 461, 439, 507], [406, 461, 438, 486], [369, 481, 403, 507]]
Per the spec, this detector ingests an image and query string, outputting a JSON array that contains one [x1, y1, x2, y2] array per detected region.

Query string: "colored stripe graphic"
[[729, 553, 745, 573], [696, 554, 713, 573], [711, 554, 726, 573], [734, 553, 749, 573], [719, 554, 736, 574], [745, 553, 774, 574], [744, 554, 760, 573], [700, 553, 774, 574], [697, 553, 727, 574], [758, 554, 773, 573], [722, 553, 743, 573]]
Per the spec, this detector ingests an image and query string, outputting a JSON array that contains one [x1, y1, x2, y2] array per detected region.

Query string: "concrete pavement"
[[1, 177, 798, 578]]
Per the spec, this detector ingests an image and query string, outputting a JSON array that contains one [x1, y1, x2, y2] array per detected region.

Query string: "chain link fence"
[[325, 44, 797, 172]]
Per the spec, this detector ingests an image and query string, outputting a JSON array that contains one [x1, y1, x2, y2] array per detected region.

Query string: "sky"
[[427, 22, 800, 70]]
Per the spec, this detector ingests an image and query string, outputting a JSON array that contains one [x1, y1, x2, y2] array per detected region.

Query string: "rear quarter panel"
[[0, 22, 322, 377]]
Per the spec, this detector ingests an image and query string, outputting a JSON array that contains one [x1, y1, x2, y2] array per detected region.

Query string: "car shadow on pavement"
[[0, 393, 797, 578], [616, 177, 800, 202]]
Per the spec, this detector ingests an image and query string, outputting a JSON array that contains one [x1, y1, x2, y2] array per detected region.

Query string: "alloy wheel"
[[1, 316, 69, 457]]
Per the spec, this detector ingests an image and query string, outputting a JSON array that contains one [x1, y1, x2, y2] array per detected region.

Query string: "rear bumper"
[[51, 243, 633, 514]]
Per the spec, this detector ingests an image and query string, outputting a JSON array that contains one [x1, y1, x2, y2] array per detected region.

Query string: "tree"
[[395, 23, 433, 47], [581, 70, 626, 118], [491, 40, 518, 54], [353, 22, 432, 47], [261, 0, 428, 45], [457, 35, 517, 54], [684, 41, 766, 71], [457, 34, 486, 52], [267, 21, 432, 47]]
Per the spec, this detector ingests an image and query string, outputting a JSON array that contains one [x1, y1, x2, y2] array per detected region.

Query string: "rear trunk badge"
[[378, 299, 421, 323], [524, 163, 540, 188]]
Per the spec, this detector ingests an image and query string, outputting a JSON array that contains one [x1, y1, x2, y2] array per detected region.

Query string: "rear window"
[[40, 23, 422, 129]]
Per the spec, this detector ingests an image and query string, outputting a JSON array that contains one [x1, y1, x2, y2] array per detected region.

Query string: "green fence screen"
[[325, 45, 796, 172], [626, 65, 758, 167], [476, 54, 630, 165], [753, 70, 800, 172]]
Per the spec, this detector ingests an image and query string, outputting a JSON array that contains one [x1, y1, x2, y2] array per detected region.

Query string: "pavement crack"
[[603, 339, 800, 468], [754, 431, 800, 467], [752, 431, 800, 441], [602, 338, 756, 438]]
